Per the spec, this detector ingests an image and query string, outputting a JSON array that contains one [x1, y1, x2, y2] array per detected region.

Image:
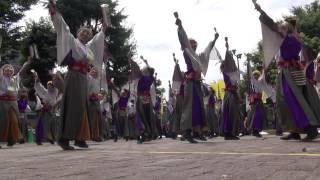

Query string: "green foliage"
[[155, 81, 165, 97], [292, 0, 320, 57], [57, 0, 136, 87], [20, 17, 56, 88], [0, 0, 38, 62]]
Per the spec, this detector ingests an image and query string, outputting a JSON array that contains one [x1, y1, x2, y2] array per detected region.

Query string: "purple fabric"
[[222, 99, 231, 133], [18, 99, 28, 111], [282, 75, 309, 128], [191, 84, 203, 127], [154, 100, 161, 111], [222, 72, 232, 87], [306, 62, 315, 80], [118, 96, 129, 108], [179, 84, 185, 96], [280, 35, 301, 60], [35, 119, 44, 142], [183, 51, 195, 73], [208, 93, 215, 107], [137, 76, 154, 92], [135, 112, 144, 131], [251, 104, 263, 130]]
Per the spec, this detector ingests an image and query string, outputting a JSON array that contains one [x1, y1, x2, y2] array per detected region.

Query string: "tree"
[[0, 0, 38, 63], [292, 0, 320, 57], [20, 17, 56, 88], [56, 0, 136, 87]]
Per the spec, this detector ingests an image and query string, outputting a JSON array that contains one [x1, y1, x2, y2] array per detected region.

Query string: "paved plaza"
[[1, 135, 320, 180]]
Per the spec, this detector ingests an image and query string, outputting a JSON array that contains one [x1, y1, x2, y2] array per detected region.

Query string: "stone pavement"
[[1, 135, 320, 180]]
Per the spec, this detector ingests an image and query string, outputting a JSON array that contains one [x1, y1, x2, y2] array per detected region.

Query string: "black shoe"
[[234, 136, 240, 140], [36, 141, 43, 145], [301, 134, 318, 142], [252, 131, 262, 138], [180, 137, 186, 141], [19, 139, 25, 144], [48, 140, 54, 145], [58, 139, 75, 151], [7, 140, 15, 147], [224, 136, 240, 140], [114, 136, 118, 142], [186, 136, 198, 144], [74, 141, 89, 148], [125, 137, 129, 142], [137, 136, 143, 144], [280, 133, 301, 140], [302, 127, 319, 142], [196, 135, 207, 141]]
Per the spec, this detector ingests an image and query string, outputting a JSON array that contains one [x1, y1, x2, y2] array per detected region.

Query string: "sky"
[[22, 0, 314, 97]]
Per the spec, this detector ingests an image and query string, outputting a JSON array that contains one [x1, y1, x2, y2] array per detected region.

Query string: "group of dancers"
[[1, 0, 320, 150]]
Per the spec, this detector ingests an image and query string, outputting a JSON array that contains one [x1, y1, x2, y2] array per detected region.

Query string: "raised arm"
[[49, 1, 76, 65], [202, 29, 220, 55], [174, 12, 192, 51], [87, 29, 106, 67], [253, 1, 280, 34]]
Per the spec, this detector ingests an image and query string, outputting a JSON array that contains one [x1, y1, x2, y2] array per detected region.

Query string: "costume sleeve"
[[51, 12, 76, 65], [34, 81, 48, 100], [87, 31, 106, 69], [199, 41, 214, 76]]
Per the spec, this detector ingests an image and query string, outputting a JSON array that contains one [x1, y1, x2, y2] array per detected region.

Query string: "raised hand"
[[214, 27, 219, 40], [173, 53, 178, 64], [252, 0, 262, 12], [49, 0, 57, 15], [225, 37, 229, 50], [140, 56, 149, 66], [174, 12, 182, 27]]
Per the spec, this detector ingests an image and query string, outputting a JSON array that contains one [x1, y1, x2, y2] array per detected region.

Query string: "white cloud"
[[22, 0, 314, 99]]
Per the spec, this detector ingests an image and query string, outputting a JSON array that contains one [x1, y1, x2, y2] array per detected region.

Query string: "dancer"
[[129, 57, 156, 144], [0, 60, 31, 147], [221, 38, 241, 140], [33, 73, 60, 145], [49, 1, 107, 150], [87, 67, 104, 142], [174, 12, 219, 143], [171, 54, 184, 139], [206, 87, 219, 138], [17, 87, 29, 144], [253, 0, 320, 141], [246, 70, 267, 138]]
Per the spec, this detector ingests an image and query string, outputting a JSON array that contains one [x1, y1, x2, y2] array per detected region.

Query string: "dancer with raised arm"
[[246, 70, 268, 138], [171, 54, 184, 139], [253, 0, 320, 141], [174, 12, 219, 143], [49, 0, 107, 150], [221, 38, 241, 140], [33, 72, 61, 145], [0, 59, 31, 148]]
